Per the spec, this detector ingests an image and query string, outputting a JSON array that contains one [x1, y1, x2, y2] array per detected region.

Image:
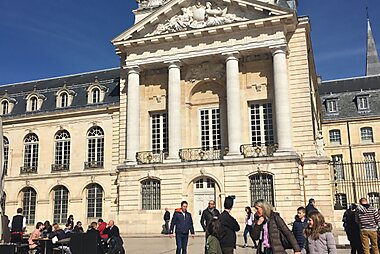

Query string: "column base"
[[165, 157, 182, 163], [274, 150, 297, 157], [123, 160, 138, 166], [224, 154, 244, 160]]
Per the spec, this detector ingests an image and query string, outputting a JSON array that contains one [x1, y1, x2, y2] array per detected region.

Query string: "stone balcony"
[[136, 151, 167, 165], [240, 143, 278, 158], [51, 164, 70, 172], [20, 165, 38, 174], [179, 147, 229, 162], [84, 161, 104, 169]]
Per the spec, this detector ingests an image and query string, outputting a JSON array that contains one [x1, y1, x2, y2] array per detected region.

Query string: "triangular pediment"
[[113, 0, 293, 44]]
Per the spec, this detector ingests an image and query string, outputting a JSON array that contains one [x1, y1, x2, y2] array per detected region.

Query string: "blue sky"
[[0, 0, 378, 85]]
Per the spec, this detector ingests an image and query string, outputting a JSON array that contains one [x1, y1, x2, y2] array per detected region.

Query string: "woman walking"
[[206, 217, 223, 254], [305, 211, 337, 254], [243, 206, 257, 248], [252, 199, 301, 254]]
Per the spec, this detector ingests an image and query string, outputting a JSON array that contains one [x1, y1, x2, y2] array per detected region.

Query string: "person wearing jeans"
[[170, 201, 195, 254]]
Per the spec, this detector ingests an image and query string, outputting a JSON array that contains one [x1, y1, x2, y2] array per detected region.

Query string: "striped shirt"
[[356, 204, 380, 230]]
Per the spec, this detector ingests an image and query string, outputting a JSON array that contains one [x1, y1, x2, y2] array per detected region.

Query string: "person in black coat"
[[104, 220, 125, 254], [201, 200, 220, 253], [170, 201, 195, 254], [305, 199, 318, 216], [292, 207, 308, 251], [219, 196, 240, 254], [163, 208, 171, 234], [343, 204, 363, 254]]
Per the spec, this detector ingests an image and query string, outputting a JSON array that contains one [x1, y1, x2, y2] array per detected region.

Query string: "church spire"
[[366, 10, 380, 76]]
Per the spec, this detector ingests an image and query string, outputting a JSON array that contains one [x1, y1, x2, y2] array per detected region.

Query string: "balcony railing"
[[179, 147, 228, 162], [240, 143, 278, 158], [20, 165, 38, 174], [51, 164, 70, 172], [84, 161, 104, 169], [136, 150, 166, 165]]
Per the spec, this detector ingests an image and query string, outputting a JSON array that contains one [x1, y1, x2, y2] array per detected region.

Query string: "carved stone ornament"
[[137, 0, 169, 9], [151, 1, 248, 35], [185, 62, 225, 81], [315, 131, 326, 157]]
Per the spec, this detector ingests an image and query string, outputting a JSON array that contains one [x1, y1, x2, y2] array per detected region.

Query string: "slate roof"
[[0, 68, 120, 118], [320, 75, 380, 122]]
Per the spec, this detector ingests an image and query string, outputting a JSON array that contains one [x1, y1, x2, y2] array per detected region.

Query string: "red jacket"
[[98, 222, 108, 239]]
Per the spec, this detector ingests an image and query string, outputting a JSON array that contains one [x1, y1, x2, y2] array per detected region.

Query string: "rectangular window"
[[357, 96, 369, 110], [329, 130, 341, 145], [141, 180, 161, 210], [151, 112, 168, 153], [326, 99, 338, 113], [200, 108, 221, 150], [364, 153, 377, 179], [24, 144, 38, 169], [249, 103, 274, 146], [332, 154, 344, 180], [361, 127, 374, 143]]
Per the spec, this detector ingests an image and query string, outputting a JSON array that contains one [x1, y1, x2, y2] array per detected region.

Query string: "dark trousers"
[[175, 233, 189, 254], [10, 233, 22, 243], [222, 247, 234, 254], [349, 237, 364, 254], [164, 220, 170, 234]]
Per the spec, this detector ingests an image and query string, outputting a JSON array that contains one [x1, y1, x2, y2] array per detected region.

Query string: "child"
[[305, 211, 337, 254], [206, 217, 223, 254], [292, 207, 308, 253]]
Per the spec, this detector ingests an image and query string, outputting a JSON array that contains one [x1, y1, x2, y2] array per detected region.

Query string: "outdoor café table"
[[38, 238, 54, 254]]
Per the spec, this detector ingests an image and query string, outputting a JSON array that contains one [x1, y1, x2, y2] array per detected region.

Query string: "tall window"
[[87, 184, 103, 218], [329, 129, 341, 145], [361, 127, 374, 143], [1, 101, 9, 115], [368, 192, 380, 209], [250, 173, 275, 206], [332, 154, 344, 180], [23, 134, 39, 170], [364, 153, 377, 179], [326, 99, 338, 113], [4, 137, 9, 175], [335, 193, 348, 209], [54, 130, 71, 168], [60, 93, 68, 108], [200, 108, 221, 150], [141, 179, 161, 210], [30, 97, 38, 111], [151, 112, 168, 153], [357, 96, 369, 110], [87, 127, 104, 167], [53, 186, 69, 224], [250, 103, 274, 146], [22, 187, 36, 225], [92, 88, 100, 104]]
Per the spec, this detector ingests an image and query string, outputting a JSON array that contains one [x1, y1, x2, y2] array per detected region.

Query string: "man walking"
[[170, 201, 195, 254], [201, 200, 220, 253], [306, 198, 318, 216], [8, 208, 26, 243], [219, 196, 240, 254], [356, 198, 380, 254], [163, 208, 170, 234]]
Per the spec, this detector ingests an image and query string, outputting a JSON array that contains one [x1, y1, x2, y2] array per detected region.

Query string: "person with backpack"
[[206, 217, 223, 254], [252, 199, 301, 254], [292, 207, 308, 253]]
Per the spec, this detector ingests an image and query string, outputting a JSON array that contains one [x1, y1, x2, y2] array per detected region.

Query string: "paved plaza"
[[123, 235, 350, 254]]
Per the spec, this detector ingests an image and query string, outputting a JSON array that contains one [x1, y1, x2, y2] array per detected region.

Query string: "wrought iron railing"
[[332, 161, 380, 210], [84, 161, 104, 169], [20, 165, 38, 174], [179, 147, 228, 162], [240, 143, 278, 158], [136, 151, 166, 165], [51, 164, 70, 172]]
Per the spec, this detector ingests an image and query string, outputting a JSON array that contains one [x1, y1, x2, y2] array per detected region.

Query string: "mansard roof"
[[320, 75, 380, 122], [0, 68, 120, 117]]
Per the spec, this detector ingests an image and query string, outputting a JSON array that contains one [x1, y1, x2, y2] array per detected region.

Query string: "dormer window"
[[55, 84, 75, 109], [60, 93, 68, 108], [1, 101, 9, 115], [30, 97, 38, 111], [0, 94, 16, 115], [92, 88, 100, 104], [326, 99, 338, 113], [26, 91, 45, 112], [357, 95, 369, 110], [87, 78, 107, 105]]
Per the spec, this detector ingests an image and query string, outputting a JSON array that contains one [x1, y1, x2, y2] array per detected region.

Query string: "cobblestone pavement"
[[123, 235, 350, 254]]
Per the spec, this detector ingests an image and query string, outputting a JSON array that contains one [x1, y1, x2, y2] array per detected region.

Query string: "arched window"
[[22, 187, 36, 225], [86, 127, 104, 168], [335, 193, 348, 209], [30, 97, 38, 111], [141, 179, 161, 210], [368, 192, 380, 209], [249, 173, 275, 206], [53, 186, 69, 224], [361, 127, 374, 143], [53, 130, 70, 171], [92, 88, 100, 104], [2, 100, 9, 115], [60, 93, 69, 108], [87, 184, 103, 218], [23, 134, 39, 173], [4, 137, 9, 175]]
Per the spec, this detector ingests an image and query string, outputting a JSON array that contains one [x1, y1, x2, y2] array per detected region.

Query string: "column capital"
[[164, 59, 181, 69], [270, 45, 288, 56], [125, 65, 140, 74], [222, 51, 240, 62]]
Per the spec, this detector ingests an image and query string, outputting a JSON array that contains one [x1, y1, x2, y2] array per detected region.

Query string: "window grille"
[[53, 186, 69, 224], [250, 103, 274, 146], [4, 137, 9, 175], [87, 127, 104, 167], [368, 192, 380, 209], [141, 179, 161, 210], [332, 154, 344, 180], [364, 153, 377, 179], [250, 173, 275, 206], [361, 127, 374, 143], [54, 130, 71, 167], [151, 113, 168, 153], [22, 187, 36, 225], [335, 193, 348, 209], [329, 130, 341, 145], [24, 134, 39, 170], [87, 184, 103, 218], [200, 108, 221, 150]]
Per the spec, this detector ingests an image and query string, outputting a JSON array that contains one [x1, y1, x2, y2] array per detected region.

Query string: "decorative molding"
[[185, 62, 225, 82]]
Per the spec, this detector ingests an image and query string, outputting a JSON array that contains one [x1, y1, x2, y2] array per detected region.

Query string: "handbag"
[[274, 214, 293, 249]]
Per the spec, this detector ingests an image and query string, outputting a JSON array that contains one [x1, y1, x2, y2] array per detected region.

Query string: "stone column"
[[126, 66, 140, 163], [272, 46, 294, 152], [167, 61, 181, 160], [225, 53, 242, 156]]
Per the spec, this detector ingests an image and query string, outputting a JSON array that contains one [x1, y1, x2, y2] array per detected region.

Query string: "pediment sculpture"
[[185, 62, 225, 82], [137, 0, 169, 9], [151, 2, 248, 35]]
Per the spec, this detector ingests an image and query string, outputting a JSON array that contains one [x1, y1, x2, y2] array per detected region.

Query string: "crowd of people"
[[7, 208, 125, 254]]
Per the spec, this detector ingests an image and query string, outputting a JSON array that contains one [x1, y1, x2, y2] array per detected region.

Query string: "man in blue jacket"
[[292, 207, 308, 253], [170, 201, 195, 254]]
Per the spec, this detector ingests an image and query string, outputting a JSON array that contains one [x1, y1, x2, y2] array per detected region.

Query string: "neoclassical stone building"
[[2, 0, 334, 234]]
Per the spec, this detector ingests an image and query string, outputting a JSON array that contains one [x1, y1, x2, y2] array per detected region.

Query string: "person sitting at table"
[[73, 221, 84, 233], [42, 220, 53, 238], [104, 220, 125, 254], [98, 218, 108, 239], [87, 221, 103, 253], [64, 222, 74, 234], [28, 221, 44, 254], [49, 223, 72, 254]]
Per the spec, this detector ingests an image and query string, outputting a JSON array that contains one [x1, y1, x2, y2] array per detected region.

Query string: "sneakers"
[[243, 243, 248, 248]]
